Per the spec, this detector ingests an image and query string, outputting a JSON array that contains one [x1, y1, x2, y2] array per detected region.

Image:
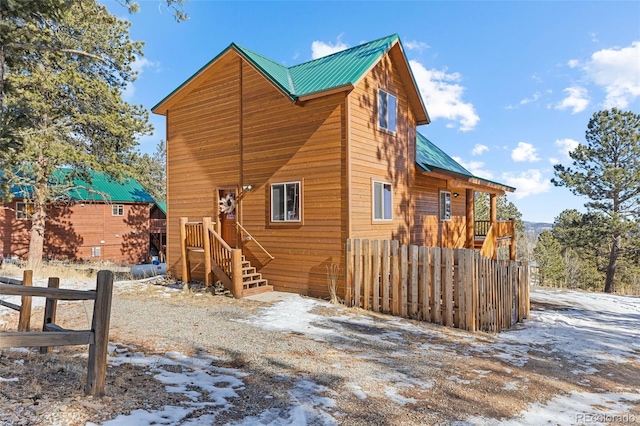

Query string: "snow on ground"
[[2, 273, 639, 425]]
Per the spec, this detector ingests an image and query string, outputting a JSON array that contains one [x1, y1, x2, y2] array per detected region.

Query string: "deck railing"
[[480, 219, 516, 260], [149, 219, 166, 232]]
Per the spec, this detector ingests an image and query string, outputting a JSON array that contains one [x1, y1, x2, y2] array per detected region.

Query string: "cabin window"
[[91, 247, 101, 257], [16, 202, 35, 220], [271, 181, 301, 222], [112, 204, 124, 216], [439, 191, 452, 221], [373, 181, 393, 221], [378, 89, 397, 133]]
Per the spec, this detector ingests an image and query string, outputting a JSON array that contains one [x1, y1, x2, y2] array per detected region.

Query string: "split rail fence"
[[345, 239, 530, 332], [0, 270, 114, 396]]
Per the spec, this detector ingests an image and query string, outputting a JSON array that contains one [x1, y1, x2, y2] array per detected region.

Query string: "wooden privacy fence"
[[0, 270, 114, 396], [345, 239, 530, 332]]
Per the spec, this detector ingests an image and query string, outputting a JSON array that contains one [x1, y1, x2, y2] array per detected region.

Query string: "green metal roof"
[[416, 133, 516, 192], [154, 34, 403, 110], [235, 34, 399, 98], [58, 169, 154, 203], [154, 201, 167, 214], [416, 132, 473, 177]]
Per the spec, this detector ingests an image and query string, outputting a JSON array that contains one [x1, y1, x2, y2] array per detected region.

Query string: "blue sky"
[[105, 1, 640, 224]]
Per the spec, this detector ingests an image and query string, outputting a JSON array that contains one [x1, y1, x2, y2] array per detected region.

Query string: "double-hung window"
[[112, 204, 124, 216], [378, 89, 397, 133], [16, 202, 35, 220], [271, 181, 301, 222], [373, 181, 392, 221], [439, 191, 452, 221]]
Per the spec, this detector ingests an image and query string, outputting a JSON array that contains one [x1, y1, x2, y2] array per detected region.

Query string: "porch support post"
[[510, 218, 517, 261], [489, 193, 497, 226], [179, 217, 190, 283], [465, 189, 474, 249], [231, 249, 243, 298], [202, 217, 213, 286]]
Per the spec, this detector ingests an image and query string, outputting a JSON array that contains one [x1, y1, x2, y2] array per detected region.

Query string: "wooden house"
[[152, 34, 515, 298], [0, 170, 155, 264]]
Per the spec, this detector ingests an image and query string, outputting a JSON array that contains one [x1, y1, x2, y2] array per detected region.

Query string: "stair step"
[[242, 285, 273, 297], [242, 273, 263, 282], [242, 266, 256, 274], [242, 279, 268, 289]]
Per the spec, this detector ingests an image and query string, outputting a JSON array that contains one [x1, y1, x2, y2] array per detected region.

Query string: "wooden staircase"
[[239, 255, 272, 297]]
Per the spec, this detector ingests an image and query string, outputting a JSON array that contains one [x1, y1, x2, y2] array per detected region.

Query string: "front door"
[[219, 189, 237, 248]]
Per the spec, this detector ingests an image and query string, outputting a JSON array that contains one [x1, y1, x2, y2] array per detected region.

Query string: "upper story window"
[[16, 202, 35, 220], [373, 181, 393, 221], [378, 89, 397, 133], [112, 204, 124, 216], [439, 190, 452, 221], [271, 181, 301, 222]]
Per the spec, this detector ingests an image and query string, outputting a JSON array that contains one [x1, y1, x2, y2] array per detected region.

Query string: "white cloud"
[[122, 56, 156, 101], [520, 91, 542, 105], [404, 40, 430, 52], [311, 37, 349, 59], [500, 169, 552, 199], [511, 142, 540, 162], [555, 86, 590, 114], [409, 60, 480, 132], [583, 41, 640, 109], [554, 138, 580, 164], [471, 144, 489, 156], [452, 156, 494, 180], [567, 59, 580, 68]]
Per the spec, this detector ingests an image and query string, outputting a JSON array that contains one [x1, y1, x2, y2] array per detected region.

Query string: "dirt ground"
[[0, 280, 638, 425]]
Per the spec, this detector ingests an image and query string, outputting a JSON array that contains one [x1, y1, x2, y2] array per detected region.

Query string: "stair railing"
[[207, 223, 243, 298], [236, 222, 274, 260]]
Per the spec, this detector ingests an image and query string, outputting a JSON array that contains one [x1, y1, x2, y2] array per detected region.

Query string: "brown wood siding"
[[164, 52, 346, 298], [410, 174, 467, 248], [348, 46, 416, 244], [165, 53, 241, 279], [0, 200, 150, 263]]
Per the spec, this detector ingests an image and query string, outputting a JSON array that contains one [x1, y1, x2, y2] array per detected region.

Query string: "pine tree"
[[553, 109, 640, 293]]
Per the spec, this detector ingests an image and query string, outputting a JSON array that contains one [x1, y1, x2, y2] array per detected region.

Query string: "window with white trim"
[[16, 202, 35, 220], [271, 181, 301, 222], [439, 190, 452, 221], [378, 89, 397, 132], [112, 204, 124, 216], [91, 247, 101, 257], [373, 181, 393, 221]]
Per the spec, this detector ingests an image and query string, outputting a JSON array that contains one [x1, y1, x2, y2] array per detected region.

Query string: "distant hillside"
[[524, 221, 553, 236]]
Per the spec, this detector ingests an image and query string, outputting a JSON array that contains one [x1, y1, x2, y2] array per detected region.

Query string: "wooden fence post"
[[391, 240, 400, 316], [17, 270, 33, 332], [400, 244, 408, 317], [40, 277, 60, 354], [443, 248, 454, 327], [345, 239, 352, 306], [410, 245, 419, 319], [419, 247, 430, 322], [431, 247, 441, 324], [354, 239, 361, 308], [363, 239, 370, 310], [86, 270, 113, 397], [382, 240, 390, 313], [372, 240, 380, 312]]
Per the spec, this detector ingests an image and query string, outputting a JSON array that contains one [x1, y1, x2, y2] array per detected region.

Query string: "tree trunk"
[[604, 233, 620, 293], [27, 202, 47, 270]]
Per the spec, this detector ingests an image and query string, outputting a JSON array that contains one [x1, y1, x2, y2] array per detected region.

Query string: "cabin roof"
[[416, 133, 515, 192], [152, 34, 429, 124], [154, 201, 167, 214], [12, 169, 154, 203]]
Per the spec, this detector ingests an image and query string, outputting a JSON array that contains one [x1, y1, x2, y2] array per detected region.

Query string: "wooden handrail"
[[207, 224, 234, 278], [237, 222, 274, 260], [480, 224, 497, 259]]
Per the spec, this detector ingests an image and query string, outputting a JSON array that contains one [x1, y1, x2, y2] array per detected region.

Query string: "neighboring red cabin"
[[0, 170, 155, 265]]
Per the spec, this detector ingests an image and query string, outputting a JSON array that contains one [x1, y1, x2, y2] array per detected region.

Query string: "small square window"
[[112, 204, 124, 216], [439, 191, 452, 221], [16, 202, 35, 220], [271, 182, 301, 222], [373, 181, 392, 221], [91, 246, 101, 257], [378, 89, 397, 133]]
